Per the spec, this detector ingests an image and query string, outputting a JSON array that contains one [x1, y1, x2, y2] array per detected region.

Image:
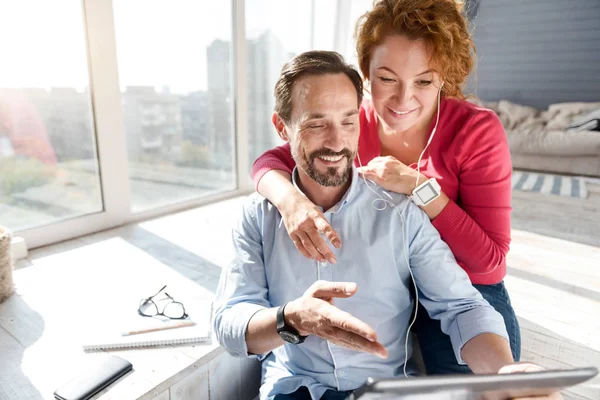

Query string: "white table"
[[0, 237, 258, 400]]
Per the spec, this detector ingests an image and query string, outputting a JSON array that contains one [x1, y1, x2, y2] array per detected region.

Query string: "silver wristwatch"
[[410, 178, 441, 206]]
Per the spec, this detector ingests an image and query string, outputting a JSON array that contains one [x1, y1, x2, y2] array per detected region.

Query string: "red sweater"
[[251, 98, 512, 285]]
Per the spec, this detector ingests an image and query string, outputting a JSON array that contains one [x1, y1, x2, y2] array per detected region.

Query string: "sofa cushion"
[[567, 108, 600, 132]]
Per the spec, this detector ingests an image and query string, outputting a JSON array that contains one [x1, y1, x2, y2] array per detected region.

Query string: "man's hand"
[[285, 281, 388, 359], [498, 362, 563, 400]]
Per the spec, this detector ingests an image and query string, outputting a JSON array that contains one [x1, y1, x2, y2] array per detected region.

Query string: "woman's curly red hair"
[[356, 0, 475, 99]]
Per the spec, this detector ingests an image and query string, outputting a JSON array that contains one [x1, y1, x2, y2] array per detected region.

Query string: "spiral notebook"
[[81, 305, 213, 351], [82, 322, 211, 351]]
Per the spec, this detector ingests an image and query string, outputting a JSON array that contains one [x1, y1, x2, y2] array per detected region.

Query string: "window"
[[2, 0, 370, 249], [244, 0, 373, 173], [245, 1, 302, 174], [0, 2, 102, 231], [113, 1, 236, 212]]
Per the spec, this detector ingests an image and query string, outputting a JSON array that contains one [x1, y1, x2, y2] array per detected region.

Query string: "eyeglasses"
[[138, 285, 188, 320]]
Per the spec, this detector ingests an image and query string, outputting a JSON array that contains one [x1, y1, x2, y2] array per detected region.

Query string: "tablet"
[[351, 366, 598, 400]]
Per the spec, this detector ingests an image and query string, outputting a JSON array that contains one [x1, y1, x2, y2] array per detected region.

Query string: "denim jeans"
[[414, 281, 521, 374], [273, 386, 351, 400]]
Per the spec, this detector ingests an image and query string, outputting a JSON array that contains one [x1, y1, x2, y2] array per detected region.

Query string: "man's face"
[[284, 73, 360, 187]]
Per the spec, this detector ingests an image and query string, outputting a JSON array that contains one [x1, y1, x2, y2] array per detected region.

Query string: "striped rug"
[[512, 170, 588, 199]]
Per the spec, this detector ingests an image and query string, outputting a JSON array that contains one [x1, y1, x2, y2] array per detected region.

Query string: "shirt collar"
[[291, 165, 361, 214]]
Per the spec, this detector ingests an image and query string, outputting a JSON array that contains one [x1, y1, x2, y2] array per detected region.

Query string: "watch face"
[[415, 182, 438, 204], [279, 331, 301, 344]]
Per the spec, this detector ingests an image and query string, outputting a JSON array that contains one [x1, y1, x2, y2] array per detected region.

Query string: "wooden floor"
[[508, 180, 600, 399], [10, 182, 600, 400]]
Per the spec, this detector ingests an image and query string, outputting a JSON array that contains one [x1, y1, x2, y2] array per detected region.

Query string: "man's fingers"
[[297, 295, 387, 358], [510, 396, 562, 400], [298, 232, 324, 262], [322, 304, 378, 343], [327, 327, 388, 359], [314, 217, 342, 251], [498, 362, 543, 374], [498, 363, 562, 400], [310, 282, 359, 300]]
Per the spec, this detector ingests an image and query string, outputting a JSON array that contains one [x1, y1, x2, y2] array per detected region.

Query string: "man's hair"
[[274, 50, 363, 124]]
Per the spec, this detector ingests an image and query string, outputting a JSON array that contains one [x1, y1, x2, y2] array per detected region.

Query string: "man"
[[214, 51, 558, 400]]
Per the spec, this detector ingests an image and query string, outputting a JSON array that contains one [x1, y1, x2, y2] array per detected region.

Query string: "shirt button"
[[319, 261, 328, 268], [337, 370, 345, 377]]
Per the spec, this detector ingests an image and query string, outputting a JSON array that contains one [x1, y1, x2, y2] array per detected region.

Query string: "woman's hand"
[[357, 156, 427, 195], [279, 192, 341, 264]]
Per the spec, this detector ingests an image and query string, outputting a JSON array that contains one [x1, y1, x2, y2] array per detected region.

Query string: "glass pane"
[[0, 2, 103, 232], [113, 1, 236, 213], [246, 0, 312, 174], [245, 0, 357, 174]]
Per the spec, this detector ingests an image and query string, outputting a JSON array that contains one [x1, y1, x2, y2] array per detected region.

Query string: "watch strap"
[[276, 303, 287, 332], [276, 303, 306, 343]]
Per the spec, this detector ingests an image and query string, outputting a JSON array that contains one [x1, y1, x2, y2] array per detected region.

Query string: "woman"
[[251, 0, 520, 374]]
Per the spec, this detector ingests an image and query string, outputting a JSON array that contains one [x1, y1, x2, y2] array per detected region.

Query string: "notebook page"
[[81, 302, 212, 350]]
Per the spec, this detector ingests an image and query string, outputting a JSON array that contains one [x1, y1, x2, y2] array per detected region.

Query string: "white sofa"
[[482, 100, 600, 177]]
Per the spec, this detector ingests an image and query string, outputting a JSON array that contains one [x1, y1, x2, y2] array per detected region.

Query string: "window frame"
[[16, 0, 252, 249]]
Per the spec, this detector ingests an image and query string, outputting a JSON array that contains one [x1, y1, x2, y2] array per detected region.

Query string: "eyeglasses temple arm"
[[149, 285, 167, 300]]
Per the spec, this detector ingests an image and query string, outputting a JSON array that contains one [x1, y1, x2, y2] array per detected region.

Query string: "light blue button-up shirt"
[[214, 167, 508, 400]]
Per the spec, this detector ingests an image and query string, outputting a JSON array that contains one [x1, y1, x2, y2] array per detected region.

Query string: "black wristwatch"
[[276, 303, 307, 344]]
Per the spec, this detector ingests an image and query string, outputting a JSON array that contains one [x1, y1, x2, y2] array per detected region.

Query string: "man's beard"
[[299, 147, 355, 187]]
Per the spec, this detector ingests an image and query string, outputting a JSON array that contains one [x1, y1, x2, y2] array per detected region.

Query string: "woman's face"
[[368, 35, 443, 134]]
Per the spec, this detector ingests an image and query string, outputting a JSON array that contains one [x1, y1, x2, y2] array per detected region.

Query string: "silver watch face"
[[279, 331, 301, 344], [415, 181, 439, 205]]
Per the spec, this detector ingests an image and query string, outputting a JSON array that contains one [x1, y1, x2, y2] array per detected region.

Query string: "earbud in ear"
[[440, 81, 445, 89]]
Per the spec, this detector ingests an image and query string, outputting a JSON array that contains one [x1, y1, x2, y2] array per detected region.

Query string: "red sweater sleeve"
[[431, 110, 512, 283], [251, 142, 297, 189]]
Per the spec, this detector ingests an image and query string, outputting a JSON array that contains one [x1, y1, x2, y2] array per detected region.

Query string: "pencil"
[[121, 320, 196, 336]]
